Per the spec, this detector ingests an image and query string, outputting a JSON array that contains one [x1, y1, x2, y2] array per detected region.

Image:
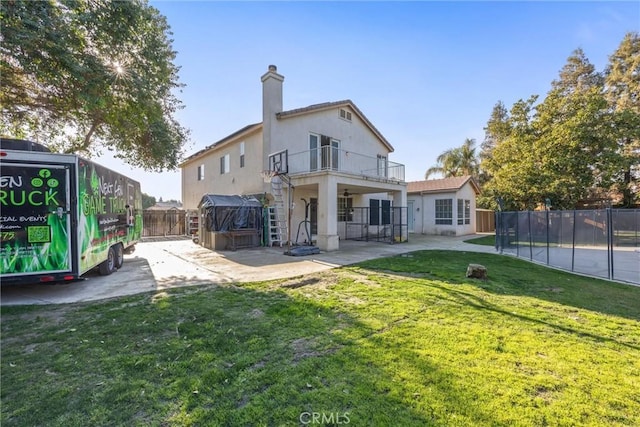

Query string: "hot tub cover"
[[198, 195, 263, 232]]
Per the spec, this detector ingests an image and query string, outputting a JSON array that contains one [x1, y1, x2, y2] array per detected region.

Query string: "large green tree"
[[604, 32, 640, 207], [481, 96, 541, 210], [0, 0, 188, 170], [425, 138, 479, 179], [482, 42, 636, 210], [141, 193, 157, 210], [481, 101, 510, 166], [532, 49, 621, 209]]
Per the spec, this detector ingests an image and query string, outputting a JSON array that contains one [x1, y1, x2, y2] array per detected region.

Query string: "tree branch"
[[65, 118, 101, 153]]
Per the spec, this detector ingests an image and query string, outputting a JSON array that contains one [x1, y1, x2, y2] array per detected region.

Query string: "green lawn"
[[2, 250, 639, 426], [464, 234, 496, 246]]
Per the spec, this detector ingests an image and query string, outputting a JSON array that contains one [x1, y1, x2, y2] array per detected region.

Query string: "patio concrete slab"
[[0, 234, 495, 306], [2, 234, 636, 306]]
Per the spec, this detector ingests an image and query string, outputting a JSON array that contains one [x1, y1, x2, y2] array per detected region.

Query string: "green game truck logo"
[[1, 166, 70, 275], [0, 168, 62, 208]]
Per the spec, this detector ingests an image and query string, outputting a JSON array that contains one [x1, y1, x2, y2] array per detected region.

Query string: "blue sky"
[[98, 1, 640, 201]]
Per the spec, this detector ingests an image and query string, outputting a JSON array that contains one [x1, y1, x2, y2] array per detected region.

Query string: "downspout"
[[421, 192, 426, 234]]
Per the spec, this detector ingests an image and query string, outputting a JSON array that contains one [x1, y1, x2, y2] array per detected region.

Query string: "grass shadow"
[[356, 250, 640, 322], [0, 281, 505, 426]]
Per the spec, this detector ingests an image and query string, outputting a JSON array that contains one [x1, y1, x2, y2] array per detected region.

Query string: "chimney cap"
[[261, 65, 284, 83]]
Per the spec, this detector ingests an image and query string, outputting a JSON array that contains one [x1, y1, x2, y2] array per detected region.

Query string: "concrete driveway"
[[1, 235, 496, 306]]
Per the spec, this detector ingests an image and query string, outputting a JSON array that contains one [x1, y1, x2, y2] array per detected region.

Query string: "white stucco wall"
[[181, 130, 264, 209], [271, 106, 393, 174], [181, 105, 397, 210]]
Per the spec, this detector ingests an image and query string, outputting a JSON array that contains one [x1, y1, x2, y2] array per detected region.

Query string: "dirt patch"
[[339, 270, 382, 287], [532, 385, 556, 404], [2, 306, 71, 325], [290, 337, 339, 363], [248, 308, 264, 318], [249, 359, 267, 371], [282, 277, 322, 289], [23, 343, 38, 354], [279, 272, 340, 290], [376, 269, 431, 279]]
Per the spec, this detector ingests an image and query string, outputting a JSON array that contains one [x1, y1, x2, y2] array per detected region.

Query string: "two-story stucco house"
[[180, 65, 407, 251]]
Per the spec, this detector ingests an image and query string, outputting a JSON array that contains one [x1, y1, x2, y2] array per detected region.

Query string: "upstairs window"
[[220, 154, 230, 174], [377, 155, 388, 178], [339, 108, 352, 121], [197, 164, 204, 181], [309, 133, 339, 171], [240, 142, 245, 168]]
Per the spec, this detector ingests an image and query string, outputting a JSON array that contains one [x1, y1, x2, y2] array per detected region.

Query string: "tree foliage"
[[481, 34, 640, 210], [141, 193, 157, 210], [481, 101, 510, 165], [0, 0, 188, 171], [425, 138, 479, 179], [533, 50, 621, 209], [481, 97, 540, 210], [604, 32, 640, 207], [604, 33, 640, 113]]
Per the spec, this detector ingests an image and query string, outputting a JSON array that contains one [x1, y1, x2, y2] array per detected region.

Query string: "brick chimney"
[[261, 65, 284, 170]]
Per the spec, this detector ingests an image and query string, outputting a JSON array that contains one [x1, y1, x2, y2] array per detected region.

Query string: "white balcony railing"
[[285, 146, 405, 181]]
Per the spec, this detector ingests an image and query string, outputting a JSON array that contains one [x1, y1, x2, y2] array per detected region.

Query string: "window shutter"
[[370, 199, 380, 225], [382, 200, 391, 225]]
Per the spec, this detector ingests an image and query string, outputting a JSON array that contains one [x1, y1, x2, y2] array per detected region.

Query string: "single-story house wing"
[[407, 176, 480, 235]]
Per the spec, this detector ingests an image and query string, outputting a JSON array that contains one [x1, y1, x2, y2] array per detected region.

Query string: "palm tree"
[[425, 147, 458, 178], [425, 138, 479, 179], [458, 138, 479, 176]]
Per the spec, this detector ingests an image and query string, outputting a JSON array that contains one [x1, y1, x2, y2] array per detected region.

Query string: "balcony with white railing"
[[284, 146, 405, 182]]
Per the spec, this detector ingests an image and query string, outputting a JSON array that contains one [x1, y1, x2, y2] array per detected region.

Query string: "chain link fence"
[[496, 209, 640, 284]]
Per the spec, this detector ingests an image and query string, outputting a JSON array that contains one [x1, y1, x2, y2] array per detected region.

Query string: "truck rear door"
[[0, 163, 73, 278]]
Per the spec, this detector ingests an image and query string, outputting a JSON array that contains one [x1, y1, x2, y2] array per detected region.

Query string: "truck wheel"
[[99, 246, 116, 275], [114, 244, 124, 269]]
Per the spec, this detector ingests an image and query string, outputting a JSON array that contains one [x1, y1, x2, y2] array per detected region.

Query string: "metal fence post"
[[605, 208, 611, 280], [495, 211, 499, 251], [515, 212, 519, 257], [498, 211, 504, 253], [560, 211, 563, 247], [528, 210, 533, 261], [608, 208, 614, 280], [496, 198, 504, 253], [546, 208, 550, 265], [571, 210, 576, 272]]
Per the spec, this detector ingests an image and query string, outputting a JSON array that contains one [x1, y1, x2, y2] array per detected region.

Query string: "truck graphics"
[[77, 159, 142, 274], [1, 144, 142, 284], [1, 164, 72, 275]]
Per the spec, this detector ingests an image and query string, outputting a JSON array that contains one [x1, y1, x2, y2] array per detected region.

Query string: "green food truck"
[[1, 139, 142, 285]]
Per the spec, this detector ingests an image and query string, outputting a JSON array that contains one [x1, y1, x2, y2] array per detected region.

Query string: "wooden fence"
[[143, 209, 187, 237], [476, 209, 496, 233]]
